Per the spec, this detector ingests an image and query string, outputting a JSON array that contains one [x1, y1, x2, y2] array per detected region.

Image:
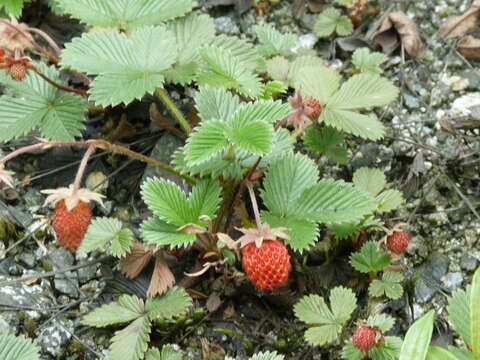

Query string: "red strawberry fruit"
[[242, 239, 291, 290], [306, 98, 322, 120], [352, 325, 379, 351], [52, 200, 92, 251], [386, 231, 411, 254]]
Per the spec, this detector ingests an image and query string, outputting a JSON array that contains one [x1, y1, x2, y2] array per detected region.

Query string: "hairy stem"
[[30, 65, 89, 96], [72, 144, 95, 194], [26, 27, 62, 56], [246, 182, 262, 230], [155, 87, 192, 135], [0, 139, 197, 184]]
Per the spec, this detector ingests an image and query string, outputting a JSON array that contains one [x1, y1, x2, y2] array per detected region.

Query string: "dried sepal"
[[237, 222, 290, 248], [283, 90, 316, 130], [42, 184, 105, 211]]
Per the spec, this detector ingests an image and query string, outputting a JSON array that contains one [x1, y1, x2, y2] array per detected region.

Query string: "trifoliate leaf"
[[399, 310, 435, 360], [261, 153, 319, 218], [326, 73, 398, 110], [369, 272, 404, 300], [321, 107, 385, 140], [61, 26, 177, 106], [294, 287, 357, 346], [350, 241, 391, 273], [0, 333, 40, 360], [197, 46, 263, 98], [145, 286, 192, 320], [294, 180, 376, 223], [262, 211, 319, 252], [79, 217, 133, 257], [146, 345, 184, 360], [352, 48, 388, 75], [0, 63, 86, 141], [367, 314, 396, 333], [295, 65, 341, 105], [289, 56, 325, 86], [210, 34, 261, 72], [314, 7, 353, 38], [250, 351, 285, 360], [188, 179, 221, 221], [140, 217, 196, 248], [0, 0, 30, 16], [56, 0, 194, 28], [255, 24, 297, 57], [353, 167, 386, 197], [225, 119, 273, 154], [303, 126, 348, 164], [141, 178, 193, 226], [195, 87, 241, 123], [184, 119, 229, 165], [447, 286, 471, 346], [165, 14, 216, 85], [109, 316, 151, 360], [376, 190, 404, 213], [81, 295, 144, 327]]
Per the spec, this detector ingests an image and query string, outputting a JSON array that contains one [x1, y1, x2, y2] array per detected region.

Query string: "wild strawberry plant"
[[0, 0, 421, 358]]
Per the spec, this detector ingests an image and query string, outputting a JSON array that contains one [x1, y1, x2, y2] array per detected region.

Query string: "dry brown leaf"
[[439, 1, 480, 40], [147, 252, 175, 297], [120, 240, 154, 279], [149, 103, 186, 139], [206, 292, 222, 313], [177, 223, 207, 235], [457, 35, 480, 59], [307, 0, 325, 12], [374, 11, 424, 59]]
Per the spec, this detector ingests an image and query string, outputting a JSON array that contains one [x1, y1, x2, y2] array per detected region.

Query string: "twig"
[[72, 144, 95, 193]]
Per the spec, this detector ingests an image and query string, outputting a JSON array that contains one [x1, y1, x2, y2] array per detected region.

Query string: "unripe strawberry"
[[242, 239, 291, 290], [306, 98, 322, 120], [352, 325, 378, 351], [9, 62, 27, 81], [386, 231, 411, 254], [52, 200, 92, 251]]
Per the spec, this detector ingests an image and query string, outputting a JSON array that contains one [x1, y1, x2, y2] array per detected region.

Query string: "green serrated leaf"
[[0, 0, 29, 16], [195, 87, 241, 123], [145, 286, 192, 320], [140, 217, 196, 248], [294, 65, 341, 104], [261, 211, 319, 252], [376, 190, 404, 213], [342, 341, 364, 360], [294, 180, 376, 223], [294, 287, 356, 346], [232, 100, 291, 125], [350, 241, 391, 273], [188, 179, 221, 221], [303, 126, 348, 164], [266, 56, 291, 85], [447, 347, 475, 360], [210, 34, 260, 72], [0, 333, 40, 360], [261, 81, 287, 99], [141, 178, 192, 226], [321, 107, 385, 140], [146, 344, 184, 360], [184, 119, 229, 165], [109, 316, 151, 360], [426, 347, 460, 360], [352, 48, 387, 75], [255, 23, 297, 57], [261, 153, 319, 217], [197, 46, 263, 98], [81, 295, 144, 327], [250, 351, 285, 360], [353, 167, 386, 197], [313, 7, 353, 38], [399, 310, 435, 360], [367, 314, 396, 333], [56, 0, 194, 28], [79, 217, 133, 257], [470, 267, 480, 355], [61, 26, 177, 106], [447, 286, 471, 345], [370, 336, 403, 360], [326, 73, 398, 110], [288, 56, 325, 87], [226, 119, 273, 154], [0, 63, 86, 141]]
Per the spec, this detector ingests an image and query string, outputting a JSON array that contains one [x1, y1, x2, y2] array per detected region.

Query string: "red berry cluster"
[[242, 239, 291, 290], [306, 98, 322, 120], [0, 49, 32, 81]]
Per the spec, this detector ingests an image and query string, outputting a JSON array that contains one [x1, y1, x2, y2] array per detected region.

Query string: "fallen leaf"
[[206, 292, 222, 313], [457, 35, 480, 59], [147, 252, 175, 297], [120, 240, 154, 279], [374, 11, 424, 59], [439, 0, 480, 40]]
